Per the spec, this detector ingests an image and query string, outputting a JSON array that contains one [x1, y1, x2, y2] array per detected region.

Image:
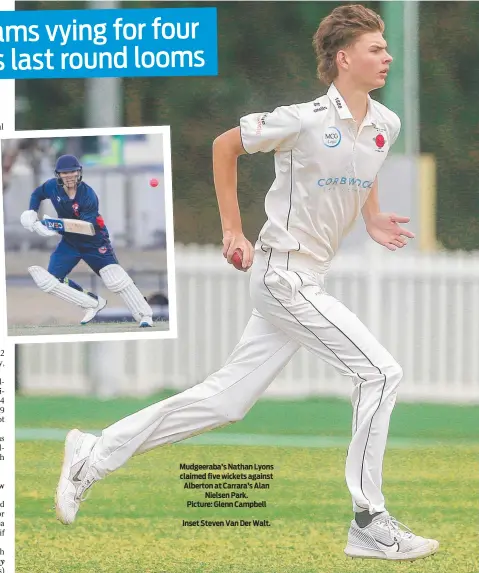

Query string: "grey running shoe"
[[55, 429, 98, 525], [344, 511, 439, 561]]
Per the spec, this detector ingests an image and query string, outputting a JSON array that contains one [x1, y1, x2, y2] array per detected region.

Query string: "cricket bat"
[[41, 215, 95, 236]]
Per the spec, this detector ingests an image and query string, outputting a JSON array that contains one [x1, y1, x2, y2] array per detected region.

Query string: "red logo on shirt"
[[375, 134, 385, 148], [96, 215, 105, 229], [72, 203, 80, 217], [98, 246, 107, 254]]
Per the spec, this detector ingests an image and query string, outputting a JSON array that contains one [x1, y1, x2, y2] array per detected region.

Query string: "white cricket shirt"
[[240, 83, 401, 273]]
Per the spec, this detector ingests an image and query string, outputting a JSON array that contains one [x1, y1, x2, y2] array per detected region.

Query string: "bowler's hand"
[[222, 231, 254, 271], [366, 212, 415, 251]]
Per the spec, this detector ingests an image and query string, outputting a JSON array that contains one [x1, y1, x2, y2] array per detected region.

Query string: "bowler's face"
[[344, 32, 393, 91]]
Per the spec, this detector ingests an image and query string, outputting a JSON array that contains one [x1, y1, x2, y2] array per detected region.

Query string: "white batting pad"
[[28, 266, 98, 309], [100, 264, 152, 321]]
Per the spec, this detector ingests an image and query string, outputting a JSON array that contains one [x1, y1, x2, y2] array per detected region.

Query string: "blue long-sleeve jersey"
[[29, 178, 111, 248]]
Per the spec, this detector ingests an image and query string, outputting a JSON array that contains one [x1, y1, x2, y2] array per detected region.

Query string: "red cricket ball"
[[231, 249, 244, 271], [150, 178, 159, 188]]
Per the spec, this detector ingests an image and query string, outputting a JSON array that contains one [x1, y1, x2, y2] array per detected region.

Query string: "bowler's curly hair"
[[313, 4, 384, 85]]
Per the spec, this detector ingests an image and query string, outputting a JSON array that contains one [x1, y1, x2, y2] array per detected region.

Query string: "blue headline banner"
[[0, 7, 218, 79]]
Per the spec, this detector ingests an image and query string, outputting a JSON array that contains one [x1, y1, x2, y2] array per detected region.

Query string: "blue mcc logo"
[[322, 126, 341, 148]]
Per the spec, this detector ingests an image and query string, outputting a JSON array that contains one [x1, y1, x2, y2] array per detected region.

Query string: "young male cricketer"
[[20, 154, 153, 327], [55, 5, 439, 562]]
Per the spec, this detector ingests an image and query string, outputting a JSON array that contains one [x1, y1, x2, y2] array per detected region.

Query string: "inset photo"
[[1, 126, 176, 343]]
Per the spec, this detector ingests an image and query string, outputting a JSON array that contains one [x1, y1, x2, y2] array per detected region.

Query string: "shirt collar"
[[327, 82, 376, 127]]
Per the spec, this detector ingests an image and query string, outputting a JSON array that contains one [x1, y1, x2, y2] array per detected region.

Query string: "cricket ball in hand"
[[150, 178, 159, 188], [231, 249, 243, 271]]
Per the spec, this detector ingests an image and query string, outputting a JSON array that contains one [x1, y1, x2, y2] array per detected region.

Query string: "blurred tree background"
[[14, 1, 479, 249]]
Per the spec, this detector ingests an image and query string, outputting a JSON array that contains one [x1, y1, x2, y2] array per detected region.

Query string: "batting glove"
[[20, 209, 38, 232]]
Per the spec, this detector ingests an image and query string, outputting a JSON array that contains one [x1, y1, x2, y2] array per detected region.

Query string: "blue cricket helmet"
[[54, 154, 83, 186]]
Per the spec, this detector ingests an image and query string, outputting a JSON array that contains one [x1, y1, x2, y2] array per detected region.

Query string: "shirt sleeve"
[[390, 113, 401, 146], [79, 190, 100, 225], [239, 105, 301, 154], [29, 183, 47, 211]]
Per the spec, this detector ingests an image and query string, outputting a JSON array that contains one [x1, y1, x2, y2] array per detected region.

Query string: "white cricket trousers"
[[89, 249, 403, 514]]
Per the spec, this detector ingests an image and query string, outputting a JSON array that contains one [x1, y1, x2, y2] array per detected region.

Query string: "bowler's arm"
[[212, 127, 247, 237], [361, 177, 379, 227]]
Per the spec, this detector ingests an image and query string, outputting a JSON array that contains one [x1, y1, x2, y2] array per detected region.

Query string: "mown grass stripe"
[[15, 428, 477, 449]]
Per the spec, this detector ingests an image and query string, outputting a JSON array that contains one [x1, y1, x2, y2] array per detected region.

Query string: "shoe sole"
[[54, 429, 82, 525], [344, 540, 439, 561], [81, 299, 107, 325]]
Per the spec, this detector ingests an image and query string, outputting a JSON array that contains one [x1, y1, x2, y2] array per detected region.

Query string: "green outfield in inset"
[[16, 397, 479, 573]]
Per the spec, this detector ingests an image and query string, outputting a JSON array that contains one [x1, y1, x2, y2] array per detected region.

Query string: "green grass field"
[[9, 321, 169, 336], [16, 396, 479, 573]]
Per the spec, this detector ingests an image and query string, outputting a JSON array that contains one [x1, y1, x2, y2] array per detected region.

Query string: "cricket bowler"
[[20, 154, 153, 327], [55, 5, 439, 561]]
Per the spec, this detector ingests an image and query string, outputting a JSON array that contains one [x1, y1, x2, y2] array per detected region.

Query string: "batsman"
[[20, 154, 153, 327]]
